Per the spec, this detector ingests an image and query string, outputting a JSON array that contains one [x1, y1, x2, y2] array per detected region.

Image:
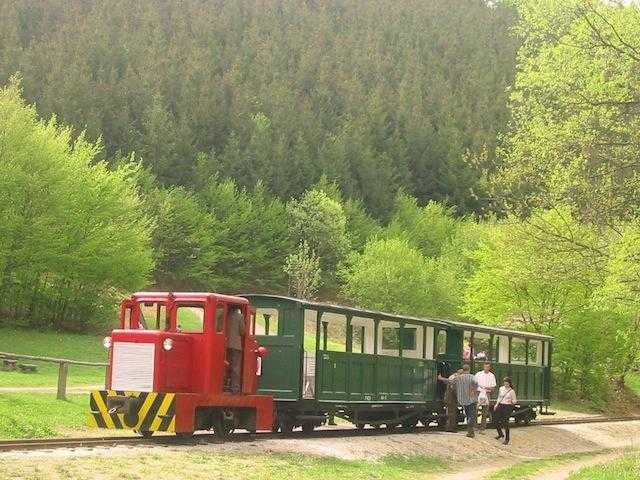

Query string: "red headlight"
[[256, 346, 268, 357]]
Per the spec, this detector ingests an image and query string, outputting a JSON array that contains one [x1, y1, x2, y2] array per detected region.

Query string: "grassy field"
[[0, 393, 88, 439], [0, 451, 450, 480], [0, 328, 107, 387], [487, 451, 606, 480], [568, 451, 640, 479]]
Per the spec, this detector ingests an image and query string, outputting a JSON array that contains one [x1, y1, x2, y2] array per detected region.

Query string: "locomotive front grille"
[[111, 342, 156, 392]]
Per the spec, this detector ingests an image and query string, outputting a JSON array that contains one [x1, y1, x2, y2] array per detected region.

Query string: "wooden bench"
[[18, 363, 38, 373]]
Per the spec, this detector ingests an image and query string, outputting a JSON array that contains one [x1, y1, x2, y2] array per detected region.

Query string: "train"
[[87, 292, 552, 437]]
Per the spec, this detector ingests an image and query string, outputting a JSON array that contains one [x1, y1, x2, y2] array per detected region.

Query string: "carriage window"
[[425, 326, 434, 359], [472, 332, 491, 362], [379, 321, 400, 356], [304, 309, 318, 352], [402, 324, 423, 359], [351, 316, 374, 354], [510, 338, 527, 364], [177, 305, 205, 333], [528, 340, 542, 366], [255, 308, 279, 336], [496, 335, 509, 363], [436, 330, 447, 355], [320, 312, 347, 352], [139, 302, 167, 330]]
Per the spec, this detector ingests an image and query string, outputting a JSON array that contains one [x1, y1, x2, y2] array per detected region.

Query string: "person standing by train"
[[475, 362, 497, 433], [227, 306, 245, 394], [494, 377, 517, 445], [443, 367, 463, 432], [439, 364, 478, 437]]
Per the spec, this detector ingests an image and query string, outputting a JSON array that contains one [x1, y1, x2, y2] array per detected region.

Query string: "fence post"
[[57, 362, 68, 400]]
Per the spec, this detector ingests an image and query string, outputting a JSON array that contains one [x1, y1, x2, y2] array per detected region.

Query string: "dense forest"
[[1, 0, 640, 405], [0, 0, 519, 218]]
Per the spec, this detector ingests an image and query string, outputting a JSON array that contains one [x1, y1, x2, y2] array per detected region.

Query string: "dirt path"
[[0, 385, 100, 394]]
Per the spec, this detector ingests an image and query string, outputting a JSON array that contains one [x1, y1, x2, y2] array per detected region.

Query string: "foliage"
[[198, 178, 292, 293], [496, 0, 640, 224], [287, 188, 351, 286], [0, 80, 153, 330], [385, 193, 459, 258], [0, 0, 520, 218], [339, 238, 457, 318], [145, 185, 218, 290], [284, 242, 322, 300]]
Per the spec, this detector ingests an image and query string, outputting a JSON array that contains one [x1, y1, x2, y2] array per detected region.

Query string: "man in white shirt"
[[474, 362, 497, 432]]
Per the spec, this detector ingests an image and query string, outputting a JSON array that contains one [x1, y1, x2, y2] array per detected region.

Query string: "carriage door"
[[254, 306, 301, 400]]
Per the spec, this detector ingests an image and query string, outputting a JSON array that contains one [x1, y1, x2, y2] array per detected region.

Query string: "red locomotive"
[[88, 292, 271, 437]]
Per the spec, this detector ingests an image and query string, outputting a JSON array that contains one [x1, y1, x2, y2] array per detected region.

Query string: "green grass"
[[0, 328, 107, 387], [487, 451, 604, 480], [0, 393, 89, 439], [551, 399, 600, 415], [568, 451, 640, 480], [0, 451, 450, 479]]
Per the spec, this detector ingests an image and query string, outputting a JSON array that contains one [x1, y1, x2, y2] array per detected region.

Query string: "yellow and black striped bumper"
[[87, 390, 176, 432]]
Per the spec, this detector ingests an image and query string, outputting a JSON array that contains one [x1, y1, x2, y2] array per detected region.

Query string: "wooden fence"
[[0, 351, 107, 400]]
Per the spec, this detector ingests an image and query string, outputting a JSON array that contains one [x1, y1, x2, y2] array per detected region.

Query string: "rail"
[[0, 351, 107, 400]]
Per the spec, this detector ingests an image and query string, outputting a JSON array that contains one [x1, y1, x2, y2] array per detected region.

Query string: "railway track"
[[2, 415, 639, 452]]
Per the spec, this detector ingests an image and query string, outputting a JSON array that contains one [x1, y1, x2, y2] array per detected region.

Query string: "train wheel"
[[385, 423, 398, 431], [356, 423, 365, 430], [401, 419, 418, 431], [212, 417, 234, 439], [280, 420, 295, 435]]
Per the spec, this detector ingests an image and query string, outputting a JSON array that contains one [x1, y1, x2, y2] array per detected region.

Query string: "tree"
[[283, 242, 321, 300], [145, 186, 218, 290], [495, 0, 640, 225], [198, 177, 292, 293], [287, 188, 350, 287], [0, 80, 153, 330], [385, 193, 459, 258], [339, 238, 457, 317]]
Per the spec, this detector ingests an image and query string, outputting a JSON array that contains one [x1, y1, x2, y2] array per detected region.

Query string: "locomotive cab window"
[[254, 308, 279, 336], [139, 302, 168, 330], [122, 306, 132, 329], [176, 304, 205, 333]]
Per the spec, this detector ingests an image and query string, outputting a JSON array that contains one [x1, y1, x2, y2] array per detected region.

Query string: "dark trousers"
[[495, 404, 514, 441], [227, 348, 242, 393], [462, 403, 477, 433], [446, 401, 458, 431]]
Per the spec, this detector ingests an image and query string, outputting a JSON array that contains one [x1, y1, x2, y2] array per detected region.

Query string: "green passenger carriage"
[[242, 295, 553, 431]]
